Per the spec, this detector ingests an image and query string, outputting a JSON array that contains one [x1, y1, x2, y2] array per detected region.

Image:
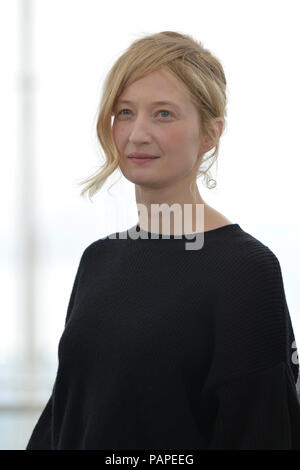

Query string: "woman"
[[26, 31, 300, 450]]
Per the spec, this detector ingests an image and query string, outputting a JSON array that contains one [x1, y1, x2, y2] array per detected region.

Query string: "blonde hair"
[[78, 31, 228, 202]]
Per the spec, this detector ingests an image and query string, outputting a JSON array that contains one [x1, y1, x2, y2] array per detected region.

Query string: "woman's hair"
[[78, 30, 228, 202]]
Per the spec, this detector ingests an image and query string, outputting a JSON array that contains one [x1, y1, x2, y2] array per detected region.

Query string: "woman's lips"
[[129, 157, 159, 164], [128, 152, 160, 159]]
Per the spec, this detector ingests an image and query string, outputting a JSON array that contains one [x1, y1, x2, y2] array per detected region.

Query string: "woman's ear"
[[214, 117, 224, 139], [203, 117, 224, 153]]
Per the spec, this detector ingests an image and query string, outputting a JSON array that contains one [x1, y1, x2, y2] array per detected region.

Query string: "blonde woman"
[[26, 31, 300, 450]]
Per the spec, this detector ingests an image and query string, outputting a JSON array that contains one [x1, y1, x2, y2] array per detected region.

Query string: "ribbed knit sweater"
[[26, 222, 300, 449]]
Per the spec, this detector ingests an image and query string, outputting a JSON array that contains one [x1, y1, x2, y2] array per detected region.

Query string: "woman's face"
[[112, 70, 213, 190]]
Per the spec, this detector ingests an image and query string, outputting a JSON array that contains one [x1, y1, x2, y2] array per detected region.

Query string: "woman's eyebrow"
[[117, 99, 181, 110]]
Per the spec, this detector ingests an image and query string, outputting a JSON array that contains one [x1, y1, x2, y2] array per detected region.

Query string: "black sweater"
[[26, 223, 300, 449]]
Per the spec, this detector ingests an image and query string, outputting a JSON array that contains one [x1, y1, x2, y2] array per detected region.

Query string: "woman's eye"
[[118, 109, 131, 116], [117, 109, 172, 119], [158, 110, 171, 118]]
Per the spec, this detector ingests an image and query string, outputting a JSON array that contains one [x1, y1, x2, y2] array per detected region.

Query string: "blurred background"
[[1, 0, 299, 449]]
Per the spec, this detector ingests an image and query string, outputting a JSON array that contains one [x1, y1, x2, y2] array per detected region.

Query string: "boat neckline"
[[123, 222, 242, 240]]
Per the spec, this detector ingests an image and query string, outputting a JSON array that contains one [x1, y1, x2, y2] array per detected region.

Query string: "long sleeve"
[[209, 361, 300, 449], [26, 247, 88, 450], [203, 245, 300, 449]]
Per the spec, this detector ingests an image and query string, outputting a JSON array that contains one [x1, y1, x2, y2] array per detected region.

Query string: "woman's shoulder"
[[203, 204, 233, 232]]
